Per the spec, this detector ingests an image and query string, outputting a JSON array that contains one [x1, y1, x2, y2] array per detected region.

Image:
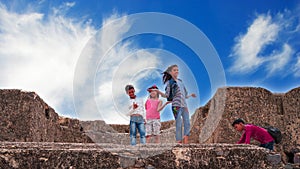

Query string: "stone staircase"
[[0, 142, 286, 169]]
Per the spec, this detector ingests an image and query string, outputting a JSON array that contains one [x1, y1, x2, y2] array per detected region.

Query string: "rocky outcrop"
[[0, 142, 284, 169], [0, 89, 92, 143], [190, 87, 300, 164], [80, 120, 176, 144], [282, 87, 300, 163]]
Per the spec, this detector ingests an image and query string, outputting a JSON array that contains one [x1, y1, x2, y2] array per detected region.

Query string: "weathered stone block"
[[0, 89, 92, 143]]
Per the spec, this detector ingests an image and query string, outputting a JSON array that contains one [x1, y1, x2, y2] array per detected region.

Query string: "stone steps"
[[83, 127, 176, 145], [0, 142, 284, 169]]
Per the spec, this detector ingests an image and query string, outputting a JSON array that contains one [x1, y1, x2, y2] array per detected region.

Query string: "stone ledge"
[[0, 142, 283, 169]]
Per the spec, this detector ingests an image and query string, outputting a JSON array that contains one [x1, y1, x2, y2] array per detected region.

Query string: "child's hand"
[[133, 102, 138, 109], [190, 93, 196, 98], [165, 101, 172, 105]]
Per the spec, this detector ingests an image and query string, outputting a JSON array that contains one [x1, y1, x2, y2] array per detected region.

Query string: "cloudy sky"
[[0, 0, 299, 124]]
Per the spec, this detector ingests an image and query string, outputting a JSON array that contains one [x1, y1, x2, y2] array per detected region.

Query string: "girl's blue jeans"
[[173, 107, 190, 141]]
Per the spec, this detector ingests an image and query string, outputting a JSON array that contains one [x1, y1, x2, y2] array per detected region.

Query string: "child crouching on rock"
[[232, 118, 275, 151]]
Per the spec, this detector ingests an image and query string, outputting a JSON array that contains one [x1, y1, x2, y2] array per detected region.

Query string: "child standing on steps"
[[157, 65, 196, 144], [125, 84, 146, 146], [145, 85, 171, 144]]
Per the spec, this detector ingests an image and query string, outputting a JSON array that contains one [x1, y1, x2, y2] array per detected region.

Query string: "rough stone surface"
[[0, 142, 284, 169], [0, 142, 120, 169], [295, 152, 300, 164], [80, 120, 176, 144], [0, 89, 93, 143], [109, 120, 175, 133], [189, 87, 300, 164], [82, 125, 176, 144], [81, 120, 118, 133]]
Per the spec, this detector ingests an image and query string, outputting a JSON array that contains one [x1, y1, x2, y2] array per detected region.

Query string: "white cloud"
[[0, 3, 96, 115], [230, 14, 280, 73], [266, 43, 293, 74], [229, 10, 300, 77], [293, 54, 300, 77]]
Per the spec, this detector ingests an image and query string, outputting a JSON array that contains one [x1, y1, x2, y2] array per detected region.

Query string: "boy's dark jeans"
[[260, 140, 275, 151]]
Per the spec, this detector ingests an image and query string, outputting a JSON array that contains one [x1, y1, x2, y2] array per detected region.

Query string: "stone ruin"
[[0, 87, 299, 168], [0, 89, 92, 143]]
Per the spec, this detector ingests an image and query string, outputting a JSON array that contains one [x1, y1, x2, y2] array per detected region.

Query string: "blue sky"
[[0, 0, 299, 124]]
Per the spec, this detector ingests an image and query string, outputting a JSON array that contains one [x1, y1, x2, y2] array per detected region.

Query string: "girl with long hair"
[[157, 65, 196, 144]]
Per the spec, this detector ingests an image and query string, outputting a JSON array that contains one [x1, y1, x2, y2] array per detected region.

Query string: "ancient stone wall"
[[0, 89, 92, 143], [282, 87, 300, 163]]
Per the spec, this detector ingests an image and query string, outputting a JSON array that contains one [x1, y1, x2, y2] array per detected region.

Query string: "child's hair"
[[147, 85, 159, 98], [163, 64, 178, 84], [232, 118, 245, 127], [125, 84, 134, 93]]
